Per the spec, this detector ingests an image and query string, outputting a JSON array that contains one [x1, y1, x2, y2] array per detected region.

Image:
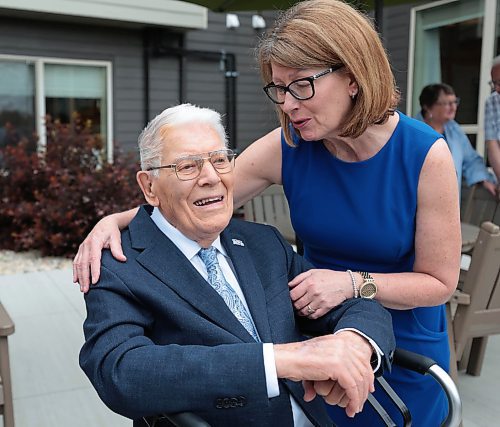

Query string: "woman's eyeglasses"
[[263, 65, 344, 104], [435, 98, 460, 107]]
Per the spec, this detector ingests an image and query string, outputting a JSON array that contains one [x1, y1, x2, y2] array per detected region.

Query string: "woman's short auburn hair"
[[256, 0, 400, 146]]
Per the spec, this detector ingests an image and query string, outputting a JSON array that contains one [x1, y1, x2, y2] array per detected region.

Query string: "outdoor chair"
[[148, 348, 462, 427], [447, 221, 500, 378], [0, 303, 15, 427], [461, 184, 500, 227], [243, 185, 297, 247], [460, 183, 500, 254]]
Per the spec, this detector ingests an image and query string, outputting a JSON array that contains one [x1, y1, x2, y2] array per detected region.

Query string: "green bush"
[[0, 117, 144, 257]]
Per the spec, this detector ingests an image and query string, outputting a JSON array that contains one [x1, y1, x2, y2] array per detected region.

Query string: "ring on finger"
[[307, 304, 316, 314]]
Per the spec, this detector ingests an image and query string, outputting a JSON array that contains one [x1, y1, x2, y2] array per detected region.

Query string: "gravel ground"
[[0, 250, 72, 275]]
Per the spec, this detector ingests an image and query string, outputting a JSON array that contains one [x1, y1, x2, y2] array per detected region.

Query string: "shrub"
[[0, 116, 144, 257]]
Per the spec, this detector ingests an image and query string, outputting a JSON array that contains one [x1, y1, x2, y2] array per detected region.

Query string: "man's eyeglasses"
[[435, 98, 460, 107], [263, 65, 344, 104], [147, 149, 236, 181], [489, 80, 500, 89]]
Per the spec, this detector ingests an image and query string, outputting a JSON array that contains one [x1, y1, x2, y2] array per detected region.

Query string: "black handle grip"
[[161, 412, 211, 427], [394, 348, 436, 375]]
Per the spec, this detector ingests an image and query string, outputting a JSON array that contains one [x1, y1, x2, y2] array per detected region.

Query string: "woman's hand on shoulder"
[[73, 212, 128, 293], [289, 269, 353, 319]]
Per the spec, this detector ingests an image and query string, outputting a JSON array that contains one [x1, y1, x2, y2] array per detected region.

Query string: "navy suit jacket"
[[80, 206, 395, 427]]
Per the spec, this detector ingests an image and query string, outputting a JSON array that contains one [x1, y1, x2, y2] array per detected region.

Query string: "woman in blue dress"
[[73, 1, 461, 425]]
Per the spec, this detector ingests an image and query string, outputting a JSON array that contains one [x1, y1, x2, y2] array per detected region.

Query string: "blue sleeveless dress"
[[282, 112, 450, 426]]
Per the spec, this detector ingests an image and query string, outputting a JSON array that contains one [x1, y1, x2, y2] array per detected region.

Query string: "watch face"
[[360, 282, 377, 299]]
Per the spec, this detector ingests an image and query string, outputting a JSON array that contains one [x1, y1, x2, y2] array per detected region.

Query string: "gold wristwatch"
[[357, 271, 377, 299]]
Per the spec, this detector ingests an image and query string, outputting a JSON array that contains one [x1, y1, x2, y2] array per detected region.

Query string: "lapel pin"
[[232, 239, 244, 247]]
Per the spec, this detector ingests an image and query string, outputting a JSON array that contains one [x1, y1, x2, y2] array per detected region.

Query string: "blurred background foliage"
[[0, 116, 144, 257]]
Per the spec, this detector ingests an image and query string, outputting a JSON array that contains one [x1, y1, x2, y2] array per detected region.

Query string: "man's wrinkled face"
[[150, 123, 234, 245]]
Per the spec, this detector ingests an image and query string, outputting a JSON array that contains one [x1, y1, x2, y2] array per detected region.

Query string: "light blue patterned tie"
[[198, 247, 260, 342]]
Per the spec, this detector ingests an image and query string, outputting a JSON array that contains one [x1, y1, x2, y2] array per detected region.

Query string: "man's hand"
[[73, 214, 126, 292], [274, 331, 375, 418]]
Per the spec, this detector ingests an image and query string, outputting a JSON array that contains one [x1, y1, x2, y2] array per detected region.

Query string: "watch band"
[[357, 271, 377, 299]]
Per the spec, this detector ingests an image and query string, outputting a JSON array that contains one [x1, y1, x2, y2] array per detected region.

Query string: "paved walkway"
[[0, 269, 127, 427], [0, 268, 498, 426]]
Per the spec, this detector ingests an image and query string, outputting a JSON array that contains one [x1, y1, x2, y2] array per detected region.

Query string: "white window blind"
[[44, 64, 106, 99]]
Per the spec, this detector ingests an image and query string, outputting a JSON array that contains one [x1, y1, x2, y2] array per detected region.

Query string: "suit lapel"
[[220, 224, 273, 343], [130, 208, 252, 342]]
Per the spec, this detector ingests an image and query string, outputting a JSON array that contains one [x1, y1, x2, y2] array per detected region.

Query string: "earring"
[[350, 93, 357, 100], [428, 112, 433, 119]]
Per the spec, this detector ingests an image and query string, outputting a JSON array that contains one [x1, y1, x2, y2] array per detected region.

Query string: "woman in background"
[[417, 83, 497, 196]]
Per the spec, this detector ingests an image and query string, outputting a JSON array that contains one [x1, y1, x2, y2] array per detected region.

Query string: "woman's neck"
[[425, 118, 445, 134], [323, 113, 400, 162]]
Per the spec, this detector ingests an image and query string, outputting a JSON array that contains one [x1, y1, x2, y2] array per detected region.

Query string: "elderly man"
[[485, 55, 500, 181], [79, 104, 395, 427]]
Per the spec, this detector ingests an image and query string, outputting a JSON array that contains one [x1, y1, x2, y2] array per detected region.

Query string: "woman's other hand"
[[73, 214, 126, 292], [289, 269, 353, 319]]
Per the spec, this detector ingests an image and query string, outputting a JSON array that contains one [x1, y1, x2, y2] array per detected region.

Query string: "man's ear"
[[136, 171, 159, 206]]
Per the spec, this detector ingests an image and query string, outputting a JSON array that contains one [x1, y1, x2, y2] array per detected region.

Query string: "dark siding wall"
[[382, 4, 416, 115], [0, 5, 415, 154], [0, 11, 278, 154], [0, 16, 145, 152], [185, 11, 278, 150]]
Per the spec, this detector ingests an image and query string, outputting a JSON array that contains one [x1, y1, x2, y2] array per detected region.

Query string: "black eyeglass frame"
[[263, 65, 344, 105], [146, 149, 237, 181]]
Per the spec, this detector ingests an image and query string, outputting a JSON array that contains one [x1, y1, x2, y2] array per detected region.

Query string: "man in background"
[[485, 55, 500, 182]]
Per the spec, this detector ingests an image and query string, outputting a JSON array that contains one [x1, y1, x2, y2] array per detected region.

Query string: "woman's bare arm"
[[233, 127, 283, 207], [377, 138, 462, 308]]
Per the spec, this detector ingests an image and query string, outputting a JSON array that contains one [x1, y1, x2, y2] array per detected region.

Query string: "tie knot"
[[198, 246, 218, 269]]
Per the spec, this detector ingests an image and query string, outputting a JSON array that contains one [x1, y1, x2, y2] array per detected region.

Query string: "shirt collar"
[[150, 207, 227, 260]]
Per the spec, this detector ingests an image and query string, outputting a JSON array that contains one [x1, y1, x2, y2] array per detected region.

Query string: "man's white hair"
[[138, 103, 228, 176], [492, 55, 500, 69]]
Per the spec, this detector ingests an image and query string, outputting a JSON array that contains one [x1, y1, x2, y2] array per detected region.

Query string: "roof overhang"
[[0, 0, 207, 30]]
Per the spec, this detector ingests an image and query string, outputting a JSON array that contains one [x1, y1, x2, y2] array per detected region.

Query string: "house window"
[[408, 0, 498, 156], [0, 56, 113, 160], [0, 60, 36, 150]]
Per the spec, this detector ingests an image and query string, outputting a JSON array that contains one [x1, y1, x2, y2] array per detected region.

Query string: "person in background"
[[485, 55, 500, 181], [80, 103, 395, 427], [417, 83, 497, 197], [73, 1, 461, 425]]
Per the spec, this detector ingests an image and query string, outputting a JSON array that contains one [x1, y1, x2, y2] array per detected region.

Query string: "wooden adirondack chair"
[[447, 221, 500, 379], [243, 185, 297, 246], [0, 303, 14, 427], [461, 184, 500, 227]]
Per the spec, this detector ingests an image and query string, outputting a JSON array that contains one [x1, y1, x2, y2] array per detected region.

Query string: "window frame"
[[407, 0, 498, 156], [0, 54, 113, 162]]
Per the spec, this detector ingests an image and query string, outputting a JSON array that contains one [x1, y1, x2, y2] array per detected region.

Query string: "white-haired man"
[[79, 104, 395, 427]]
